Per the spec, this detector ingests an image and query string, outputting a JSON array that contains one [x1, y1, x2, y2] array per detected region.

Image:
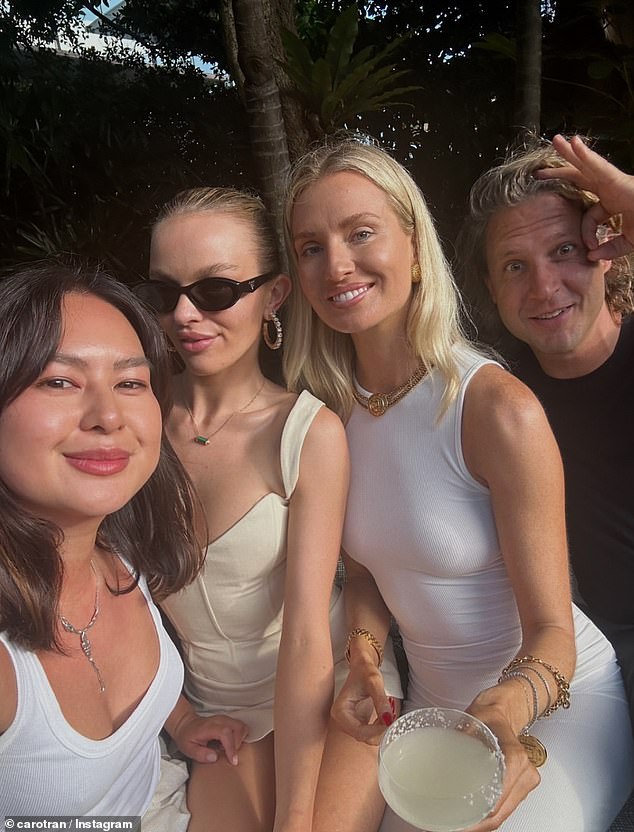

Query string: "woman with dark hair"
[[0, 263, 246, 819]]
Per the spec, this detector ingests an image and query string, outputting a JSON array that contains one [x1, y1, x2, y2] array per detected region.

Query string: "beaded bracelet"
[[345, 628, 384, 667], [501, 655, 570, 716]]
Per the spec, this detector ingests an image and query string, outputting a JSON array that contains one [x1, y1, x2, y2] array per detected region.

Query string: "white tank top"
[[344, 357, 634, 832], [343, 349, 519, 706], [0, 570, 183, 816]]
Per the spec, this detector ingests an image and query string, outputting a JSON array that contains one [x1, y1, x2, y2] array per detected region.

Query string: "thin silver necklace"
[[60, 560, 105, 693], [185, 380, 266, 446]]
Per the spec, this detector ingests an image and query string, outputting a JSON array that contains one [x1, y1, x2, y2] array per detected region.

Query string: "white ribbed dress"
[[343, 351, 634, 832]]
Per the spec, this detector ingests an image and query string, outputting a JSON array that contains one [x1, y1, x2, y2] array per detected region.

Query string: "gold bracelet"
[[345, 628, 384, 667], [501, 655, 570, 717]]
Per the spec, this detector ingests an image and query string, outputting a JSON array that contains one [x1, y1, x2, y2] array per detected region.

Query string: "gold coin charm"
[[352, 364, 427, 416], [368, 393, 390, 417], [519, 734, 547, 767]]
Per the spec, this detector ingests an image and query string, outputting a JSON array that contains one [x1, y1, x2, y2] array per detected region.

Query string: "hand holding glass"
[[378, 708, 505, 832]]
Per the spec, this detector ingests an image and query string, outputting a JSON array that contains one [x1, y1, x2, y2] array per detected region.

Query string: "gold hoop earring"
[[411, 263, 421, 284], [263, 310, 283, 350]]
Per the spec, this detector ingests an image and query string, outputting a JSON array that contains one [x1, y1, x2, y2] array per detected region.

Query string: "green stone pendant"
[[194, 435, 210, 446]]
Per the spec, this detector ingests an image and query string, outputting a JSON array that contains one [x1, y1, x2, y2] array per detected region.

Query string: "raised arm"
[[273, 406, 350, 832], [329, 551, 395, 744], [460, 364, 575, 831], [536, 134, 634, 261]]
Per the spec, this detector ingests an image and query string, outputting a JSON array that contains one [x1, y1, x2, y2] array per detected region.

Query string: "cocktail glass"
[[378, 707, 505, 832]]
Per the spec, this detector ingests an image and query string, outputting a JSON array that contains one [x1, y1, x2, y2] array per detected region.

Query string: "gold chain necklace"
[[60, 560, 105, 693], [352, 364, 427, 417], [186, 380, 266, 446]]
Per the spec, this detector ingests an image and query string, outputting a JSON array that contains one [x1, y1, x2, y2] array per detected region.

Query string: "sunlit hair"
[[154, 186, 281, 274], [456, 136, 634, 346], [0, 262, 204, 652], [152, 186, 286, 382], [283, 138, 477, 421]]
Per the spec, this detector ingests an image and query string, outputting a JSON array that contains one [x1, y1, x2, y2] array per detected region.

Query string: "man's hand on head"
[[535, 134, 634, 262]]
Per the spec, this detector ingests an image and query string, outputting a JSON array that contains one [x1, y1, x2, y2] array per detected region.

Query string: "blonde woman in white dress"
[[283, 139, 634, 832]]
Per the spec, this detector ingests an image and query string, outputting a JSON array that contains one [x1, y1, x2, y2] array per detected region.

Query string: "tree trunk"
[[231, 0, 291, 265], [264, 0, 313, 159], [514, 0, 542, 137], [220, 0, 245, 105]]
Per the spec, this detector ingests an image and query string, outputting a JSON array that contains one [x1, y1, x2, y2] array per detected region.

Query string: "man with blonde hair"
[[458, 134, 634, 724]]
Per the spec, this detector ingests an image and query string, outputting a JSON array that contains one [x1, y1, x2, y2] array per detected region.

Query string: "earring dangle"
[[411, 263, 422, 284], [263, 310, 283, 350]]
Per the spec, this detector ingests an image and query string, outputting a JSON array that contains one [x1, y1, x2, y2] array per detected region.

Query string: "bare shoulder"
[[0, 639, 17, 733], [304, 403, 348, 450], [462, 364, 557, 484], [264, 386, 345, 443], [295, 404, 349, 490], [464, 363, 547, 436]]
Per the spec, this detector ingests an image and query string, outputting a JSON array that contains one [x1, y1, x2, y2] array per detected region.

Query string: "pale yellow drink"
[[379, 725, 501, 831]]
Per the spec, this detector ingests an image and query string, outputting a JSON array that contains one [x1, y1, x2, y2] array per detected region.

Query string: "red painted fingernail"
[[388, 696, 396, 715], [381, 712, 393, 726]]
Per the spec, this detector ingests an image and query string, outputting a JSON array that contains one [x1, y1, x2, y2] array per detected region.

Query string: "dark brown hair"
[[0, 262, 204, 651]]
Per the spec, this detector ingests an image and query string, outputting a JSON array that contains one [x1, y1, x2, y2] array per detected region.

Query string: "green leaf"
[[339, 87, 420, 121], [280, 4, 419, 134], [360, 65, 409, 92], [321, 90, 343, 130], [276, 58, 311, 93], [330, 52, 401, 104], [372, 35, 411, 64], [473, 33, 517, 60], [325, 5, 359, 87], [311, 58, 333, 101], [348, 44, 375, 72], [281, 27, 314, 82]]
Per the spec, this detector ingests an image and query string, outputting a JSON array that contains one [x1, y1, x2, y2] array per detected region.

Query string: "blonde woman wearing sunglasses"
[[136, 188, 402, 832]]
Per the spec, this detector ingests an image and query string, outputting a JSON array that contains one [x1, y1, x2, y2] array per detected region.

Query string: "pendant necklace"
[[352, 364, 427, 417], [518, 733, 548, 767], [186, 380, 266, 446], [60, 559, 105, 693]]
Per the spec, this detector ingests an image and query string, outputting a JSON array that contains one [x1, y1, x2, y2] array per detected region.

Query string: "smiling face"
[[290, 171, 416, 340], [149, 211, 289, 378], [485, 193, 616, 376], [0, 293, 162, 528]]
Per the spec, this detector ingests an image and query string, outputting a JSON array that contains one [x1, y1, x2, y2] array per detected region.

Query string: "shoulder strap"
[[280, 391, 324, 498]]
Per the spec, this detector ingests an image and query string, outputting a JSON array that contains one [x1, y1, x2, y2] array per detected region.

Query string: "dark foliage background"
[[0, 0, 632, 278]]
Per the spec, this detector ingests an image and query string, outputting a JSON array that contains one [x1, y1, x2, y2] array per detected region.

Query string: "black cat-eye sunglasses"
[[133, 272, 276, 313]]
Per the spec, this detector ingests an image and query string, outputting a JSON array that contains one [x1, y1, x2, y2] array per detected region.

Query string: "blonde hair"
[[457, 137, 634, 346], [154, 186, 281, 274], [283, 139, 475, 421]]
